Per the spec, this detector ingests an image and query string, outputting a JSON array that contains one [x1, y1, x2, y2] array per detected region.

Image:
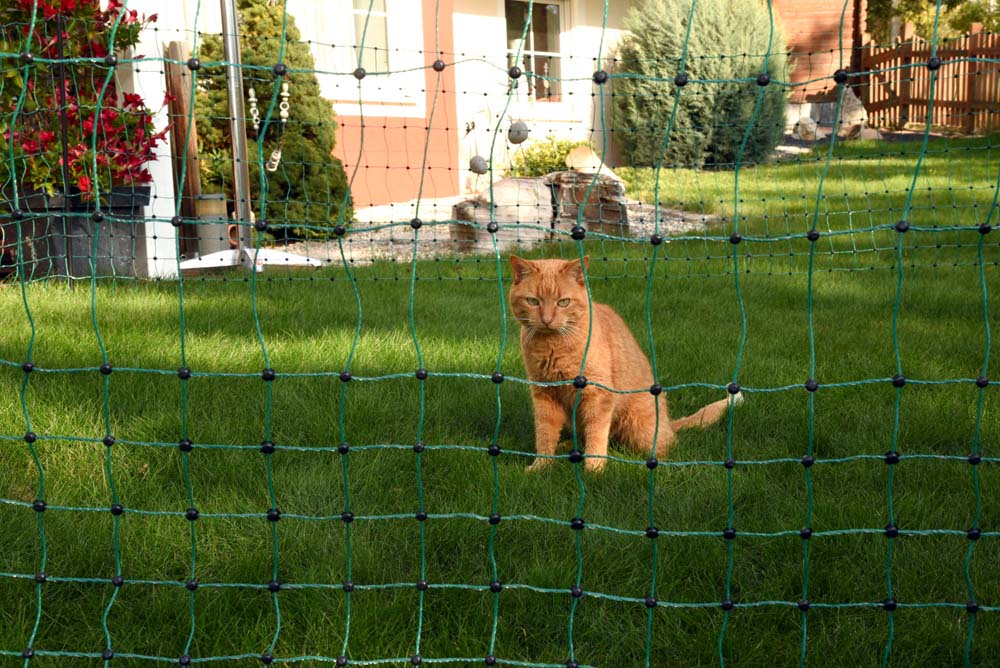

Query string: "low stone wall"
[[450, 171, 631, 252]]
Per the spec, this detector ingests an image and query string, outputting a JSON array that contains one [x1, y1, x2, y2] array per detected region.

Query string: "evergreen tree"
[[613, 0, 788, 170], [867, 0, 978, 43], [197, 1, 351, 238]]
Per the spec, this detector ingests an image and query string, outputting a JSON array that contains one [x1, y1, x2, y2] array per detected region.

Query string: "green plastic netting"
[[2, 0, 999, 666]]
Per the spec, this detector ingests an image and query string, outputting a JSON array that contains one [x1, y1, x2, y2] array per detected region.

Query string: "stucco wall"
[[452, 0, 628, 192]]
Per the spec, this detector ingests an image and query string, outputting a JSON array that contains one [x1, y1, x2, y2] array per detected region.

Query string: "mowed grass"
[[617, 135, 1000, 230], [611, 135, 1000, 277], [1, 261, 999, 667], [1, 135, 999, 667], [339, 137, 1000, 285]]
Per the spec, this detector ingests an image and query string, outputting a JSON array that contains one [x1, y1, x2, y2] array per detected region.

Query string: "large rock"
[[449, 171, 629, 252], [485, 176, 555, 226], [449, 177, 554, 253], [565, 145, 623, 182], [835, 88, 868, 137], [793, 116, 818, 141], [858, 127, 882, 141], [549, 170, 628, 237]]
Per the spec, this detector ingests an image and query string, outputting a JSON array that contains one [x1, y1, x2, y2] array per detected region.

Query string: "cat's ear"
[[563, 256, 590, 285], [510, 255, 534, 284]]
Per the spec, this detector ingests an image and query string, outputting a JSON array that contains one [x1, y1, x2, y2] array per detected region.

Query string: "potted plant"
[[1, 0, 167, 279], [195, 147, 239, 254]]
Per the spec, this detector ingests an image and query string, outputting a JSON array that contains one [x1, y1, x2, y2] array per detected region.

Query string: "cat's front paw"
[[583, 457, 607, 473], [526, 457, 554, 473]]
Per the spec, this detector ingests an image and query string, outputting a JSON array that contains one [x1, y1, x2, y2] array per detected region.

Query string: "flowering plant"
[[0, 0, 168, 201]]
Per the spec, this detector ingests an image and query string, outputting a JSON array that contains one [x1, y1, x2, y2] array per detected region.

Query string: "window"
[[286, 0, 425, 116], [505, 1, 562, 101], [352, 0, 389, 72]]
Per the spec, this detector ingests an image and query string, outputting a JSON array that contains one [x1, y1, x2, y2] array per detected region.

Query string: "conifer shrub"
[[613, 0, 789, 170], [197, 1, 351, 238]]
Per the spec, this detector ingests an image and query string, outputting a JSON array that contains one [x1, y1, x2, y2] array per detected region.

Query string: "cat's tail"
[[670, 392, 743, 431]]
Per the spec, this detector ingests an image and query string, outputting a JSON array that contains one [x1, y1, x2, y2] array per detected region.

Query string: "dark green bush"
[[196, 0, 351, 238], [613, 0, 789, 169]]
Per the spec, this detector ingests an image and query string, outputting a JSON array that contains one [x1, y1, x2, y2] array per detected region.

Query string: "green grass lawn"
[[1, 136, 999, 667], [331, 137, 1000, 286], [617, 135, 999, 228], [613, 135, 1000, 276]]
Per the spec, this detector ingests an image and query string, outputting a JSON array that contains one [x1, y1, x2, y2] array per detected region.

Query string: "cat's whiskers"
[[557, 323, 583, 339], [561, 318, 581, 332]]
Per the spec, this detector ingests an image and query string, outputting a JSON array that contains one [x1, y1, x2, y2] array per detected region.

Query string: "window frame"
[[286, 0, 426, 118], [505, 0, 566, 102], [350, 0, 390, 73]]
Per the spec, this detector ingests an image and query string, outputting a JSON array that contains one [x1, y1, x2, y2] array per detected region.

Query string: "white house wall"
[[452, 0, 628, 193], [286, 0, 428, 119], [119, 1, 633, 238], [125, 0, 211, 279]]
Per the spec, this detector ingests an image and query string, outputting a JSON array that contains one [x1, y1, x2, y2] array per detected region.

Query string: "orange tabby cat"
[[510, 255, 738, 472]]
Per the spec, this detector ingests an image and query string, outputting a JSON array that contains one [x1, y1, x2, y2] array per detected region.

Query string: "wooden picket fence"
[[860, 23, 1000, 133]]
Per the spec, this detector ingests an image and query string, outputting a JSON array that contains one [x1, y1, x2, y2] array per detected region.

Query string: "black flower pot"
[[65, 185, 151, 279], [0, 190, 65, 280], [2, 185, 151, 280]]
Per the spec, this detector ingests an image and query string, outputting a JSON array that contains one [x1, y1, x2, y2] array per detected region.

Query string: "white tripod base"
[[178, 248, 322, 274]]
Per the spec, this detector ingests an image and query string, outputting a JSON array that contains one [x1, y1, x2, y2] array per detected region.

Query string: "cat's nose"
[[541, 315, 553, 326]]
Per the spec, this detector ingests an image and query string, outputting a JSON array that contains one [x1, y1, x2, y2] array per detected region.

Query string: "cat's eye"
[[526, 297, 540, 306], [557, 298, 570, 307]]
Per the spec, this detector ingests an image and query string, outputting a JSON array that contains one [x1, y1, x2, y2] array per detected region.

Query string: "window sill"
[[510, 98, 587, 124], [330, 96, 425, 119]]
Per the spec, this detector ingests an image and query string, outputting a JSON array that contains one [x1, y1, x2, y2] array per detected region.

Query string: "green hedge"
[[613, 0, 789, 170], [196, 0, 351, 238]]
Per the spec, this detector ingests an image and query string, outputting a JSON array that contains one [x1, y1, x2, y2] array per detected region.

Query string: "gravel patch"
[[281, 196, 722, 267]]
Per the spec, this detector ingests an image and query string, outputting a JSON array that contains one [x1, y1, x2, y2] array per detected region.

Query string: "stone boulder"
[[485, 176, 554, 226], [793, 116, 818, 141], [449, 170, 629, 252], [449, 177, 554, 253], [549, 170, 627, 237], [835, 88, 868, 137], [858, 127, 882, 141]]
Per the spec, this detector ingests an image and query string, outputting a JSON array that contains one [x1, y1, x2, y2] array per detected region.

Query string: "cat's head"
[[509, 256, 590, 333]]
